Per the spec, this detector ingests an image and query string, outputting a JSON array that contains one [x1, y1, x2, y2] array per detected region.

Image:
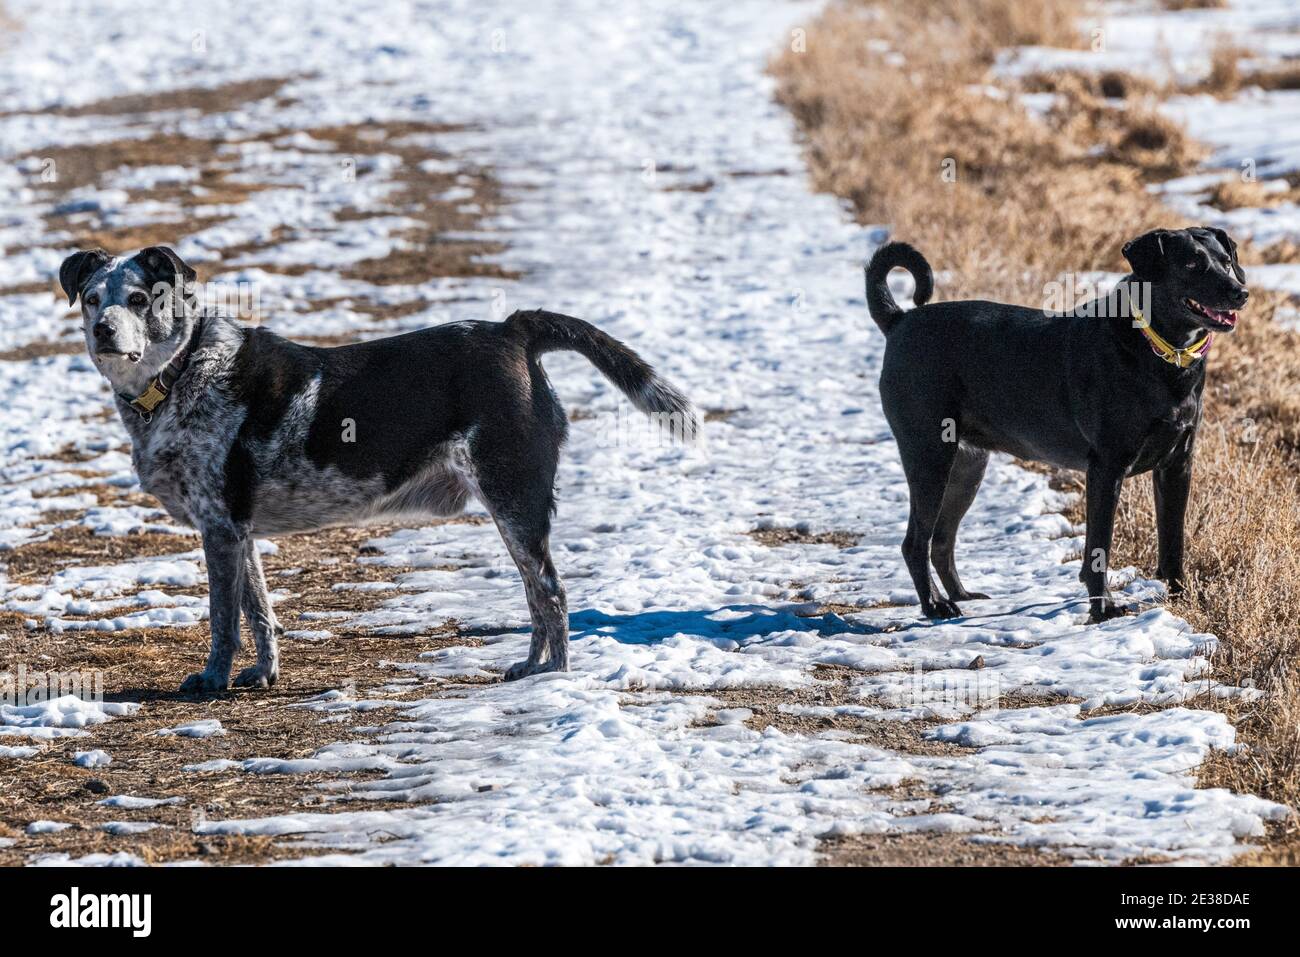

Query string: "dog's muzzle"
[[92, 319, 142, 362], [1184, 296, 1243, 330]]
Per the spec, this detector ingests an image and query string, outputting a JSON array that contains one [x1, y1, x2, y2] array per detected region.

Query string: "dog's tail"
[[506, 309, 698, 439], [864, 241, 934, 335]]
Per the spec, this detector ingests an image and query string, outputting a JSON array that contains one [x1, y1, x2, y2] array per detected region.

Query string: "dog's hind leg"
[[495, 520, 568, 681], [233, 540, 280, 689], [898, 438, 962, 619], [931, 445, 990, 602], [180, 526, 246, 693], [471, 435, 569, 681]]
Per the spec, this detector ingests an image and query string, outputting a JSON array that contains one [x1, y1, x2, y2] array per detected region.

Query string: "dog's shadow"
[[106, 605, 885, 703], [565, 603, 886, 647]]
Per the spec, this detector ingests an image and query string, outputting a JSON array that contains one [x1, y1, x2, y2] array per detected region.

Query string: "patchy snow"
[[998, 0, 1300, 86], [73, 749, 112, 768], [101, 821, 164, 836], [29, 851, 147, 867], [98, 795, 185, 810], [0, 696, 138, 741], [155, 719, 226, 739], [26, 820, 72, 835], [0, 744, 41, 759], [1003, 1, 1300, 292], [1159, 86, 1300, 287], [0, 0, 1290, 864]]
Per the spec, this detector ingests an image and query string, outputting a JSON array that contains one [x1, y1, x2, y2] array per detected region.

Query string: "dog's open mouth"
[[1184, 297, 1239, 330]]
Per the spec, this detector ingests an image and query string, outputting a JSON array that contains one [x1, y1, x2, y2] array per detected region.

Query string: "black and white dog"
[[865, 227, 1247, 622], [60, 246, 695, 691]]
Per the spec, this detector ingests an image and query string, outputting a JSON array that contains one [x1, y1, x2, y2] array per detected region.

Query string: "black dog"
[[864, 227, 1247, 621]]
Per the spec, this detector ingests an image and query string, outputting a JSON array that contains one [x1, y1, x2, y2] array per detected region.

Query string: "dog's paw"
[[179, 670, 229, 694], [233, 665, 278, 689], [1087, 599, 1131, 623], [951, 590, 990, 602], [504, 659, 564, 681], [922, 598, 963, 620]]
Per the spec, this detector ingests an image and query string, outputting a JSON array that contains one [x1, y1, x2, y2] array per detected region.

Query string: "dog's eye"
[[128, 292, 149, 308], [1185, 260, 1201, 271], [83, 293, 100, 307]]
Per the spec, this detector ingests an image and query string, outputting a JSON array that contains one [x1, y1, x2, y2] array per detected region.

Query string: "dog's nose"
[[92, 320, 113, 342], [1232, 287, 1249, 307]]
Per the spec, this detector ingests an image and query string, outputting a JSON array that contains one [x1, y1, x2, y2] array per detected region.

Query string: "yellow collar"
[[1133, 309, 1212, 369], [118, 318, 204, 422]]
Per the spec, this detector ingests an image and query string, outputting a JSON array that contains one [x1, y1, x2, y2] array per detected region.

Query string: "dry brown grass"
[[1204, 178, 1300, 212], [775, 0, 1195, 301], [1191, 35, 1300, 97], [1161, 0, 1226, 10], [900, 0, 1085, 55], [774, 0, 1300, 851]]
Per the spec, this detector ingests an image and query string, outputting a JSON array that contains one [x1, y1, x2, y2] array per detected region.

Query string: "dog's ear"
[[133, 245, 197, 289], [1121, 230, 1169, 281], [133, 246, 198, 312], [1206, 226, 1246, 283], [58, 248, 111, 305]]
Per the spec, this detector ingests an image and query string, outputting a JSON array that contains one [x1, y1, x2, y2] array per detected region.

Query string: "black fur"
[[864, 240, 933, 333], [58, 248, 110, 305], [866, 227, 1248, 622]]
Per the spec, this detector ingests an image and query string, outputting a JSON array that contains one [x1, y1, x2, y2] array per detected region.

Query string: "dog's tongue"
[[1190, 298, 1238, 327]]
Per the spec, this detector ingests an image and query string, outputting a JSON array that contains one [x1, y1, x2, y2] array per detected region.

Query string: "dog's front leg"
[[180, 526, 246, 693], [1153, 450, 1193, 597], [1081, 459, 1129, 623], [233, 540, 281, 689]]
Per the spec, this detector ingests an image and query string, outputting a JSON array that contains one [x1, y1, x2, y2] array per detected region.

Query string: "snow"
[[155, 720, 226, 739], [0, 0, 1291, 864], [73, 749, 112, 768], [26, 821, 72, 835], [101, 821, 164, 836], [0, 696, 139, 741], [29, 852, 146, 867], [0, 744, 41, 759], [98, 795, 185, 809]]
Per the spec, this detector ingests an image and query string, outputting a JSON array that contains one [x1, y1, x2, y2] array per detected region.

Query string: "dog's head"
[[1122, 226, 1248, 333], [60, 246, 199, 386]]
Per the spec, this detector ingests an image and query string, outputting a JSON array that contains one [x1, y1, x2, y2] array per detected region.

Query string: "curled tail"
[[864, 241, 934, 335], [506, 309, 698, 438]]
